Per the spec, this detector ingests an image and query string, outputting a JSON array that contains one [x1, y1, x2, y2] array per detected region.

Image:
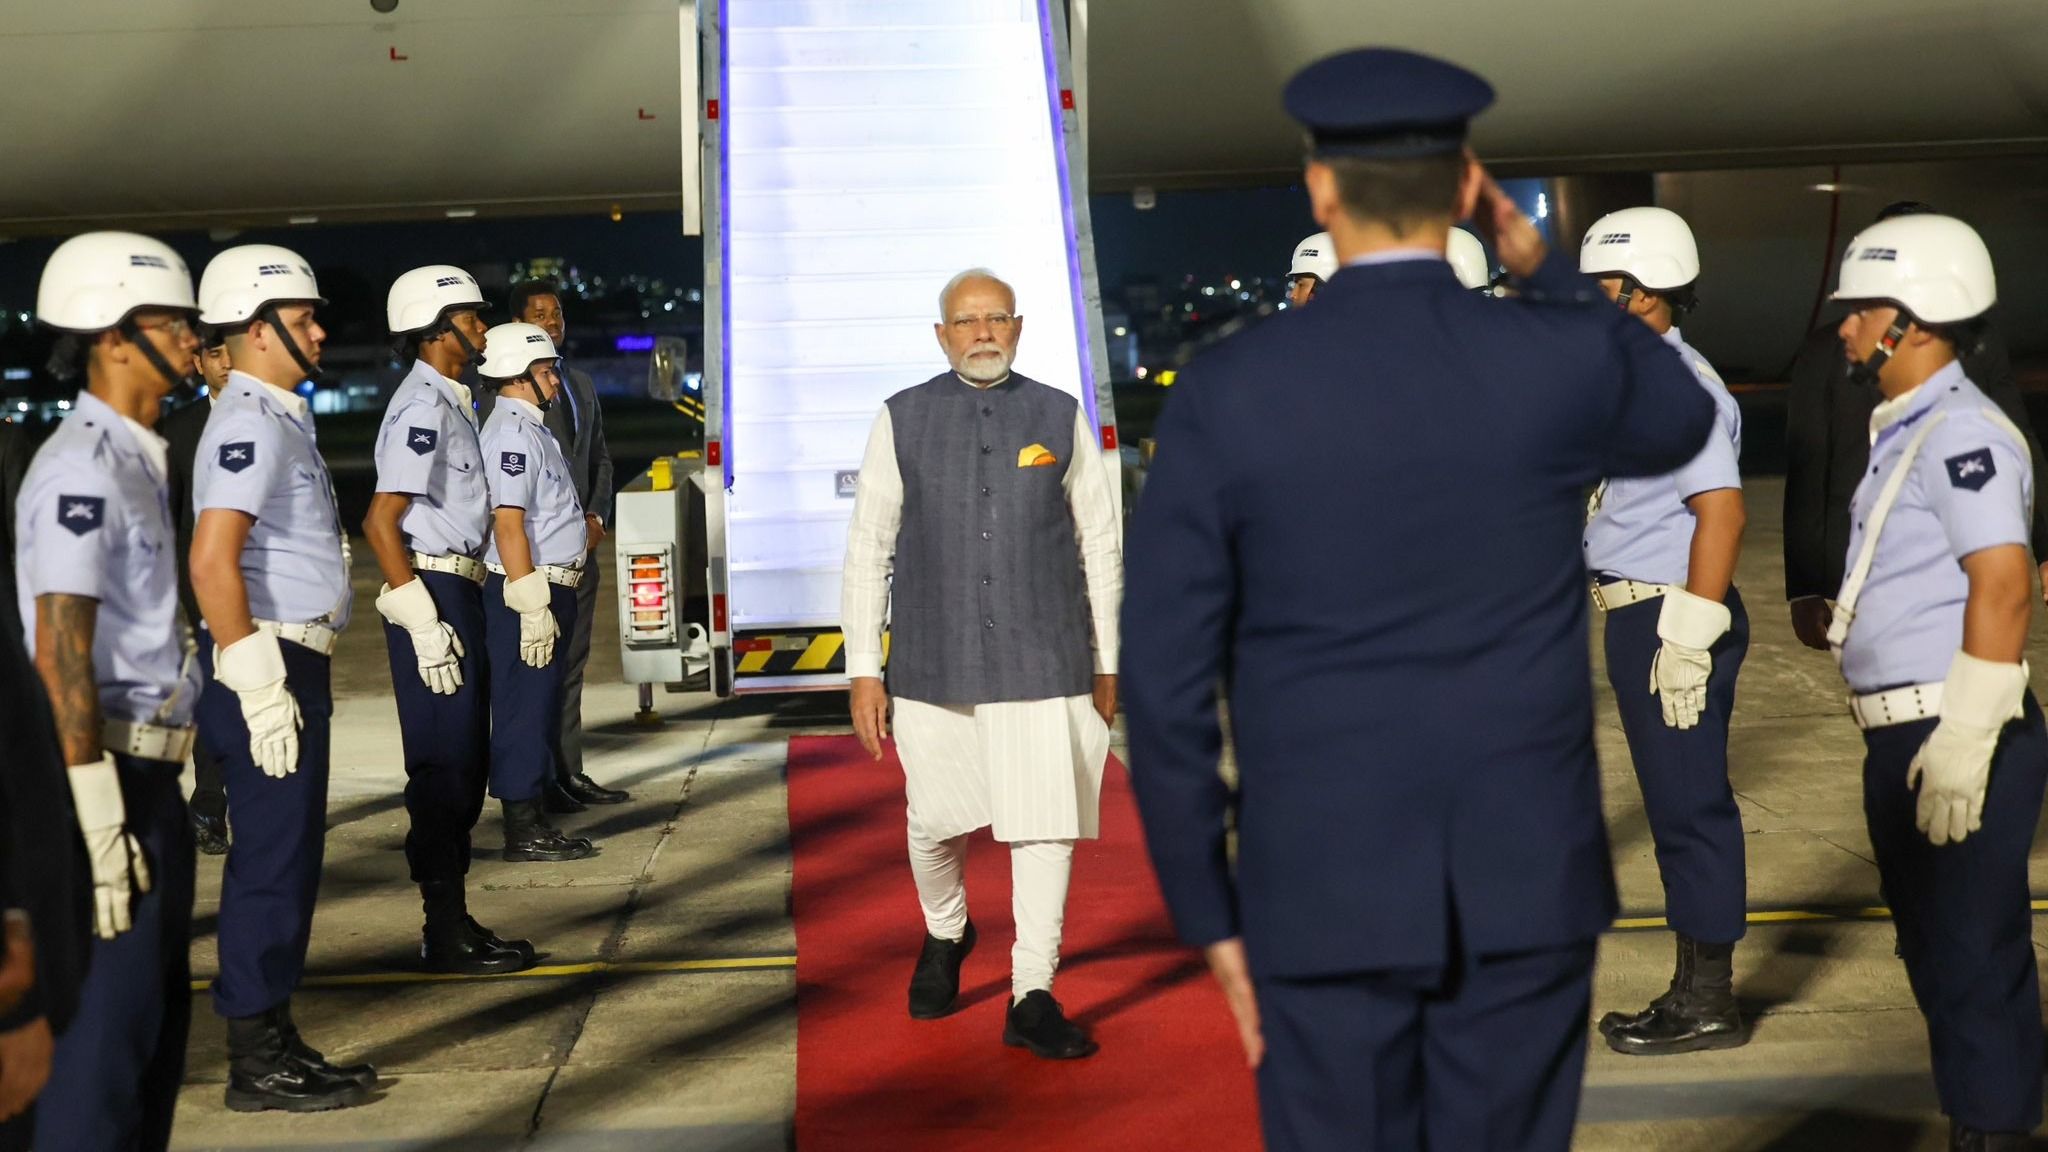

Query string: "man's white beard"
[[956, 344, 1012, 384]]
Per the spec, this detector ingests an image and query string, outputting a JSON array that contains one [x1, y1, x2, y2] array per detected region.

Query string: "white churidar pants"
[[894, 695, 1108, 1000]]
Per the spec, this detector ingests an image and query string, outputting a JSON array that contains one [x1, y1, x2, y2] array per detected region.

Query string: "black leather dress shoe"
[[563, 772, 631, 805], [907, 920, 976, 1019], [541, 782, 587, 815], [1951, 1124, 2036, 1151], [1002, 990, 1097, 1060], [503, 800, 595, 862], [192, 809, 230, 856]]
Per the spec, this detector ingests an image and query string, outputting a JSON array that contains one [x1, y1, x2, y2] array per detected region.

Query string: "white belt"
[[103, 719, 196, 763], [254, 618, 338, 657], [485, 561, 584, 589], [1590, 579, 1668, 612], [1850, 683, 1943, 730], [412, 551, 486, 584]]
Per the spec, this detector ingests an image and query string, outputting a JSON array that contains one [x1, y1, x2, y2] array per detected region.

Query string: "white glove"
[[1650, 587, 1731, 730], [376, 578, 465, 695], [1909, 651, 2028, 846], [214, 630, 302, 778], [503, 571, 559, 669], [68, 754, 151, 940]]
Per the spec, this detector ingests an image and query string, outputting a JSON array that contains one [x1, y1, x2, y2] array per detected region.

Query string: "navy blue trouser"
[[197, 639, 331, 1020], [1602, 584, 1749, 943], [1255, 942, 1597, 1152], [384, 571, 492, 882], [34, 756, 193, 1152], [483, 573, 576, 803], [1863, 696, 2048, 1133]]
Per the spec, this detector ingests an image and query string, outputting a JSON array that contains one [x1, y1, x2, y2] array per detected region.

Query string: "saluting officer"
[[1121, 49, 1717, 1152], [1827, 214, 2044, 1150], [189, 245, 373, 1113], [362, 266, 538, 974], [1577, 206, 1752, 1055], [476, 323, 594, 863], [18, 233, 202, 1152]]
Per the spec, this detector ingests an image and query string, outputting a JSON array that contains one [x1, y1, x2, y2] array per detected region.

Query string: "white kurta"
[[842, 380, 1123, 843]]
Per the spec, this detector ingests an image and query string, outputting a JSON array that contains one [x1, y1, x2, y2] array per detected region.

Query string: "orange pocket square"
[[1017, 444, 1059, 468]]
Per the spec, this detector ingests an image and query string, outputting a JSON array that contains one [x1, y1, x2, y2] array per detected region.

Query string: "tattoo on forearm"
[[36, 594, 102, 766]]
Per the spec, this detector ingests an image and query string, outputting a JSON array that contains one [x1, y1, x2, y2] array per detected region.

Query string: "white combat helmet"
[[478, 322, 558, 381], [36, 232, 196, 333], [1289, 231, 1337, 283], [1832, 213, 1996, 325], [1447, 227, 1490, 291], [198, 244, 325, 326], [1579, 206, 1699, 291], [387, 264, 488, 335]]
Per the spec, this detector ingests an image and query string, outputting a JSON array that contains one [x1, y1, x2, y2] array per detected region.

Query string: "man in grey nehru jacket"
[[842, 268, 1122, 1061]]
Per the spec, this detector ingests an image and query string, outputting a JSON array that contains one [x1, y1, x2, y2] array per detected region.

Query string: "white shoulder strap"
[[1828, 411, 1950, 657], [1828, 406, 2033, 659]]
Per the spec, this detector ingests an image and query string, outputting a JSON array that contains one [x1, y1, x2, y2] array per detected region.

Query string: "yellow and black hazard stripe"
[[732, 631, 891, 677]]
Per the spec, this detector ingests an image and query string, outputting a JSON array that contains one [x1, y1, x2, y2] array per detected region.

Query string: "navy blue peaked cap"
[[1283, 48, 1495, 159]]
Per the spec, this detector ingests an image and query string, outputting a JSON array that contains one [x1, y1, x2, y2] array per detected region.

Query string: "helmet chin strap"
[[119, 317, 202, 396], [1848, 317, 1911, 389], [261, 304, 328, 387], [447, 320, 485, 368]]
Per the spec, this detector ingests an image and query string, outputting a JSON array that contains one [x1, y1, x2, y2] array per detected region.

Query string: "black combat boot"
[[275, 999, 377, 1090], [1605, 934, 1748, 1055], [224, 1008, 369, 1113], [1002, 990, 1098, 1060], [191, 808, 230, 855], [907, 920, 976, 1020], [501, 799, 595, 862], [420, 879, 531, 975]]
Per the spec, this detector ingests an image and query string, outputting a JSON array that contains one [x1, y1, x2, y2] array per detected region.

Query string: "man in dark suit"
[[507, 281, 627, 810], [161, 335, 233, 854], [1121, 49, 1717, 1152], [1783, 201, 2048, 647]]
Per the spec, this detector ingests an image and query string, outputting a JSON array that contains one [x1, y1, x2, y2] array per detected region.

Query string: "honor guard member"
[[363, 266, 540, 975], [476, 323, 595, 864], [1122, 49, 1717, 1152], [189, 245, 374, 1113], [163, 330, 234, 855], [1286, 232, 1337, 306], [1577, 206, 1752, 1055], [1829, 215, 2044, 1150], [1447, 226, 1491, 291], [17, 233, 202, 1152]]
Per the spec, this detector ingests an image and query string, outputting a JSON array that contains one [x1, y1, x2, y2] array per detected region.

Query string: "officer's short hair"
[[1319, 152, 1467, 238], [507, 279, 562, 321]]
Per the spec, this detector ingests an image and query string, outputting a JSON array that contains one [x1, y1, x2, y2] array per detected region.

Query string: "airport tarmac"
[[163, 476, 2048, 1151]]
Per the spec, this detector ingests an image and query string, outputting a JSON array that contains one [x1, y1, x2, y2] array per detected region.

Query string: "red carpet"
[[788, 735, 1263, 1151]]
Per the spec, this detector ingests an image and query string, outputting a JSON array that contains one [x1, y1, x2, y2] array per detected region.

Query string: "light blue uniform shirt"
[[481, 396, 586, 568], [193, 370, 353, 630], [1583, 328, 1743, 584], [1839, 362, 2032, 693], [13, 390, 199, 727], [373, 360, 490, 558]]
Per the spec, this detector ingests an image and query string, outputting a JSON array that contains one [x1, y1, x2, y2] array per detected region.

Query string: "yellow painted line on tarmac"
[[1611, 900, 2048, 932], [188, 954, 798, 993]]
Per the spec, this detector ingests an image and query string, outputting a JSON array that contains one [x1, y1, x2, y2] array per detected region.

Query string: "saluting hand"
[[850, 677, 891, 761], [1469, 165, 1548, 280]]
